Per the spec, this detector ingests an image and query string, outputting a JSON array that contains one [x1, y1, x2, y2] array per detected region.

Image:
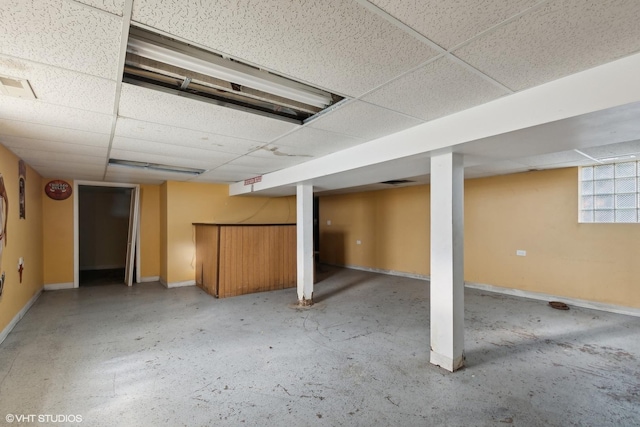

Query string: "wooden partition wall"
[[194, 224, 296, 298]]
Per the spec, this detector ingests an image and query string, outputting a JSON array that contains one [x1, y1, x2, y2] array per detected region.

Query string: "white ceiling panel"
[[0, 136, 108, 157], [363, 56, 508, 121], [105, 167, 190, 184], [0, 0, 123, 79], [309, 100, 424, 141], [464, 160, 529, 178], [34, 166, 104, 180], [0, 56, 117, 114], [118, 84, 297, 142], [9, 147, 106, 165], [581, 139, 640, 159], [221, 152, 305, 175], [73, 0, 125, 16], [0, 119, 110, 146], [109, 148, 220, 171], [516, 150, 588, 168], [28, 160, 105, 174], [369, 0, 539, 50], [111, 136, 239, 164], [192, 169, 255, 184], [454, 0, 640, 91], [114, 118, 264, 155], [269, 127, 365, 157], [0, 97, 113, 134], [131, 0, 439, 97]]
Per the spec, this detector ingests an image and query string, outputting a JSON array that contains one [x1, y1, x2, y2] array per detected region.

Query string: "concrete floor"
[[0, 267, 639, 426]]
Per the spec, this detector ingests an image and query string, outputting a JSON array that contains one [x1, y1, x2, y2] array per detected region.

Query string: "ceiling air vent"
[[380, 179, 415, 185], [123, 27, 344, 124], [0, 75, 36, 99]]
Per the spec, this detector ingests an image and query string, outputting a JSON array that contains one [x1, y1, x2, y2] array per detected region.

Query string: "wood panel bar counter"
[[194, 223, 297, 298]]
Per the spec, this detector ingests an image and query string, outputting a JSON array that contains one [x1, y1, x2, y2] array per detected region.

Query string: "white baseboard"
[[465, 281, 640, 318], [0, 288, 43, 345], [166, 280, 196, 288], [332, 263, 640, 318], [140, 276, 160, 283], [44, 282, 75, 291]]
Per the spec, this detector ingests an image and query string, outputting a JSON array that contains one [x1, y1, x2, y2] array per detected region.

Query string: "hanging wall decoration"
[[0, 173, 8, 297], [19, 159, 26, 219], [44, 180, 72, 201]]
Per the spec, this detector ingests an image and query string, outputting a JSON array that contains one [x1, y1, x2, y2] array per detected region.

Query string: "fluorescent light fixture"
[[109, 159, 205, 176], [127, 32, 332, 109]]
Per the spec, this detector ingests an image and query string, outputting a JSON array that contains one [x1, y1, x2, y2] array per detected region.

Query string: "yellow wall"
[[0, 144, 44, 333], [163, 181, 296, 284], [140, 184, 160, 278], [320, 168, 640, 309], [42, 178, 74, 285], [160, 182, 168, 282]]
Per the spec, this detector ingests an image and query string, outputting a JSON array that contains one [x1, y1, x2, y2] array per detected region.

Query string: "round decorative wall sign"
[[44, 180, 72, 200]]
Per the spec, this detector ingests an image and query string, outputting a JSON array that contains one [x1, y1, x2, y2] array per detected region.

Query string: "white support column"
[[296, 183, 314, 306], [430, 152, 465, 372]]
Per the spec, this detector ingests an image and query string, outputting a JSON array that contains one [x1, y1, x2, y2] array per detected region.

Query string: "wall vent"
[[380, 179, 415, 185]]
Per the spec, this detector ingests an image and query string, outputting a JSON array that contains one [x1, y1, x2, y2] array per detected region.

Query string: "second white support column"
[[430, 152, 465, 372], [296, 183, 314, 305]]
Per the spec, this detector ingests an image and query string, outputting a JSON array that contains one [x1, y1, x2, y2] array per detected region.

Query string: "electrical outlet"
[[327, 220, 331, 225], [356, 240, 362, 245], [516, 250, 526, 256]]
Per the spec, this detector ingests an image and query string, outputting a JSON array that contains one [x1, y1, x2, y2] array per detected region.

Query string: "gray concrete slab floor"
[[0, 266, 639, 426]]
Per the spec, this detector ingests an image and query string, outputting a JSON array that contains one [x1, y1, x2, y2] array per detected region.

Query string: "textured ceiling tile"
[[221, 153, 305, 175], [36, 168, 104, 180], [9, 147, 106, 165], [105, 167, 187, 184], [270, 127, 365, 157], [0, 97, 113, 133], [516, 150, 587, 167], [115, 118, 263, 155], [581, 139, 640, 159], [0, 56, 116, 114], [309, 100, 424, 141], [193, 169, 254, 183], [0, 119, 110, 146], [131, 0, 439, 97], [28, 160, 105, 174], [118, 84, 297, 142], [1, 0, 123, 79], [369, 0, 539, 49], [363, 56, 508, 121], [73, 0, 125, 16], [0, 135, 108, 157], [111, 136, 239, 164], [454, 0, 640, 91], [109, 148, 220, 171]]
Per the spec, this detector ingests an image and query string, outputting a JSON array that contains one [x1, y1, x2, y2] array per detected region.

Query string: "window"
[[579, 161, 639, 223]]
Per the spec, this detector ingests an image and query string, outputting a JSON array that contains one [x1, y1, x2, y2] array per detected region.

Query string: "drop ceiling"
[[1, 0, 640, 190]]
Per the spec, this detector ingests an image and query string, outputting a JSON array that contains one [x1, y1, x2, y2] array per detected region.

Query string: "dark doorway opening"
[[78, 186, 132, 286]]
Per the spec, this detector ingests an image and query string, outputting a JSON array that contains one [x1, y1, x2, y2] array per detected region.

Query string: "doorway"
[[73, 181, 140, 288]]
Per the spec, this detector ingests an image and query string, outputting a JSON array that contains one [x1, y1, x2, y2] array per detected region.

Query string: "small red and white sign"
[[44, 180, 72, 200], [244, 176, 262, 186]]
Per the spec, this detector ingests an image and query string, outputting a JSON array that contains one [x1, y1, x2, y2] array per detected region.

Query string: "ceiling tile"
[[118, 84, 297, 142], [0, 135, 108, 157], [109, 148, 220, 171], [454, 0, 640, 91], [269, 127, 365, 157], [369, 0, 539, 49], [105, 167, 187, 184], [0, 119, 110, 146], [0, 56, 116, 114], [115, 118, 263, 155], [581, 139, 640, 159], [192, 169, 254, 184], [0, 96, 113, 133], [309, 100, 424, 140], [220, 152, 305, 175], [131, 0, 439, 97], [515, 150, 588, 168], [30, 161, 105, 175], [363, 56, 508, 121], [1, 0, 122, 79], [9, 147, 106, 165], [74, 0, 125, 16], [35, 166, 104, 180], [111, 136, 239, 164]]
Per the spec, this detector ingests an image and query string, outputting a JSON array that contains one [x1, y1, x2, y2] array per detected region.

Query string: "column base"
[[298, 296, 314, 307], [430, 351, 465, 372]]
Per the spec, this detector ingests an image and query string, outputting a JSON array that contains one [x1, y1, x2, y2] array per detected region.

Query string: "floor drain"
[[549, 301, 569, 310]]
